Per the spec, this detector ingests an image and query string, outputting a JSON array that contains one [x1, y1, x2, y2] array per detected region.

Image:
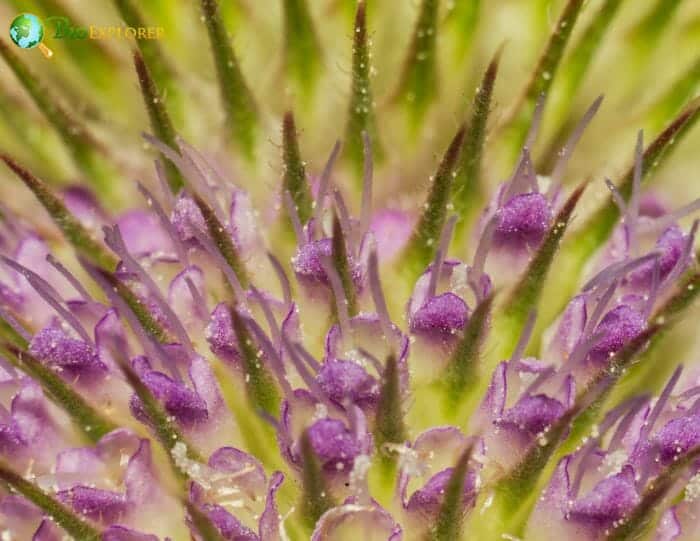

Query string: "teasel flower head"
[[0, 0, 699, 539]]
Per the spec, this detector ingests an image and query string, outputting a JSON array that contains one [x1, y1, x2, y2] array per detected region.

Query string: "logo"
[[9, 13, 53, 58], [8, 13, 164, 59]]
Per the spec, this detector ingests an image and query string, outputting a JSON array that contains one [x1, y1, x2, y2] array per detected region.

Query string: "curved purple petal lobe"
[[639, 192, 670, 218], [317, 360, 379, 409], [259, 471, 285, 541], [171, 194, 206, 245], [406, 467, 477, 518], [133, 367, 208, 428], [409, 292, 469, 340], [29, 324, 107, 381], [293, 238, 333, 285], [59, 486, 129, 524], [588, 305, 646, 364], [493, 193, 553, 253], [206, 303, 241, 367], [654, 414, 700, 465], [117, 210, 174, 259], [626, 226, 685, 290], [102, 525, 160, 541], [568, 466, 640, 528], [307, 418, 361, 473], [496, 394, 566, 436], [201, 504, 259, 541]]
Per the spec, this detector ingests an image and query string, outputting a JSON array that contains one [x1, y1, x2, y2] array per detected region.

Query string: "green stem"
[[331, 214, 358, 317], [282, 111, 313, 225], [401, 125, 466, 279], [453, 48, 501, 231], [201, 0, 259, 158], [0, 154, 118, 271], [133, 51, 185, 194], [394, 0, 439, 127], [345, 1, 382, 177]]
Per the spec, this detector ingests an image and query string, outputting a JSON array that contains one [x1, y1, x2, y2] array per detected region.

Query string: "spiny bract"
[[0, 0, 699, 540]]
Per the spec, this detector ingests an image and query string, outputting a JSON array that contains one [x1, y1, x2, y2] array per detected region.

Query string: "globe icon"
[[9, 13, 44, 50]]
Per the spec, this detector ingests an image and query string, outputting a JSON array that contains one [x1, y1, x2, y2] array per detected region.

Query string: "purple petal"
[[639, 192, 670, 218], [259, 471, 285, 541], [409, 292, 469, 340], [307, 418, 362, 473], [653, 414, 700, 465], [29, 324, 107, 382], [171, 194, 206, 245], [199, 504, 258, 541], [588, 305, 646, 364], [497, 394, 566, 436], [59, 486, 129, 524], [102, 525, 160, 541], [206, 303, 241, 367], [568, 465, 640, 527], [493, 193, 553, 253], [317, 360, 379, 410], [117, 210, 175, 259], [189, 355, 231, 435], [626, 226, 685, 291], [292, 238, 333, 285], [132, 366, 208, 428], [406, 467, 477, 518]]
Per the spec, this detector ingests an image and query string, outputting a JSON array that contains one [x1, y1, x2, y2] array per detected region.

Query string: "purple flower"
[[397, 427, 479, 532]]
